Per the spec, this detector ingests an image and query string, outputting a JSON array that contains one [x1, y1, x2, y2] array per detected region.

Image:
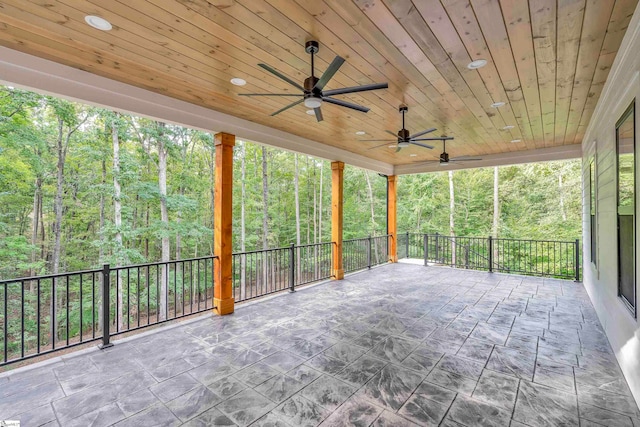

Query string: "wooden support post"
[[388, 175, 398, 262], [331, 161, 345, 280], [213, 132, 235, 315]]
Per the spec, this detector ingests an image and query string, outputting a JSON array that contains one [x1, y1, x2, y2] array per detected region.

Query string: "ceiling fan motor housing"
[[305, 40, 320, 54], [398, 128, 410, 140], [440, 152, 450, 163]]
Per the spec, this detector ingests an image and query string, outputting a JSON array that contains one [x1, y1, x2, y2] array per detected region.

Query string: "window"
[[590, 155, 597, 267], [616, 101, 636, 315]]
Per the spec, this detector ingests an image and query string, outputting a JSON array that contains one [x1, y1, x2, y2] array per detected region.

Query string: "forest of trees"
[[0, 86, 581, 281]]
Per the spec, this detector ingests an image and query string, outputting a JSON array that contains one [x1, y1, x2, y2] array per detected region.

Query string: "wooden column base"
[[388, 255, 398, 263], [213, 297, 234, 315], [332, 269, 345, 280]]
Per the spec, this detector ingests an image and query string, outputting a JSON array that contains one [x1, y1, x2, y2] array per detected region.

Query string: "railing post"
[[435, 233, 439, 263], [100, 264, 113, 349], [488, 236, 493, 273], [465, 245, 470, 269], [405, 231, 410, 259], [423, 234, 428, 266], [289, 243, 296, 292], [575, 239, 580, 282], [367, 235, 372, 269]]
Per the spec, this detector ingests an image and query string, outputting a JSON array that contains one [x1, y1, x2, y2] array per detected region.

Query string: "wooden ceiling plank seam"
[[553, 0, 586, 146], [572, 0, 638, 144], [285, 0, 477, 150], [562, 0, 614, 146], [383, 0, 506, 152], [498, 0, 545, 149], [529, 0, 557, 148], [411, 0, 524, 149], [443, 0, 536, 151], [11, 0, 298, 113], [254, 0, 471, 151], [0, 1, 335, 132], [325, 0, 489, 146], [147, 0, 397, 130], [350, 0, 497, 151], [118, 0, 397, 142]]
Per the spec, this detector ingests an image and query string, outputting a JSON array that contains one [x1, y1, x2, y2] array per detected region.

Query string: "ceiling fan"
[[419, 139, 483, 166], [361, 104, 453, 152], [239, 40, 388, 122]]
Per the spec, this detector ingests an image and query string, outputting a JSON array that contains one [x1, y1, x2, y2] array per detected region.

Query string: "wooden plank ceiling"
[[0, 0, 636, 165]]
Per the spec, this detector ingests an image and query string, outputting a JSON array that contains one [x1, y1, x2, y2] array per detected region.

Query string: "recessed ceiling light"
[[410, 154, 417, 157], [467, 59, 487, 69], [388, 145, 397, 148], [511, 139, 522, 143], [85, 15, 112, 31], [355, 131, 366, 135], [230, 78, 246, 86], [502, 125, 515, 130], [491, 102, 505, 108], [306, 109, 315, 115]]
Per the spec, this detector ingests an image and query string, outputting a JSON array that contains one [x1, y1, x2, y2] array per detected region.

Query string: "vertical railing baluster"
[[21, 281, 24, 358], [65, 276, 69, 346], [37, 279, 41, 353], [488, 236, 493, 273], [100, 264, 112, 349], [79, 275, 83, 343], [575, 239, 580, 282]]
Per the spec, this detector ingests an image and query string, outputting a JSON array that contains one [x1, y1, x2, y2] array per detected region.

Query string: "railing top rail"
[[111, 255, 218, 271], [414, 233, 578, 245], [0, 267, 102, 285], [492, 237, 578, 244]]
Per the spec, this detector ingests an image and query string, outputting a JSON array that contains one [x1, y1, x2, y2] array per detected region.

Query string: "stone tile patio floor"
[[1, 263, 639, 426]]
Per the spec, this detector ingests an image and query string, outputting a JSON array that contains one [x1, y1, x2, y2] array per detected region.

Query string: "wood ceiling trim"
[[563, 0, 614, 145], [554, 0, 586, 146], [442, 0, 536, 150], [530, 0, 557, 148]]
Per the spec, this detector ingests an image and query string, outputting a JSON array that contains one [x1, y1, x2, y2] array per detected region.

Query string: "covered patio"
[[2, 263, 638, 426]]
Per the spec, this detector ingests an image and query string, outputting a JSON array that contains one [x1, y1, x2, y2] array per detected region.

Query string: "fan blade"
[[395, 146, 402, 153], [368, 142, 395, 150], [270, 99, 304, 116], [238, 93, 302, 97], [358, 139, 397, 142], [409, 127, 437, 139], [314, 107, 323, 122], [450, 158, 482, 161], [323, 83, 388, 97], [385, 130, 398, 138], [323, 97, 369, 113], [410, 142, 435, 149], [258, 63, 304, 91], [411, 137, 455, 141], [314, 56, 345, 91]]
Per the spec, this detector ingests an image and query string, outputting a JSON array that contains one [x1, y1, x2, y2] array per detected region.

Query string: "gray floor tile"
[[446, 395, 512, 427], [425, 368, 477, 396], [398, 392, 450, 426], [361, 364, 424, 411], [216, 389, 276, 427], [233, 362, 279, 387], [334, 354, 387, 387], [513, 380, 579, 426], [149, 372, 200, 403], [487, 346, 536, 381], [261, 351, 306, 373], [437, 354, 484, 380], [472, 369, 520, 412], [305, 353, 348, 375], [579, 402, 635, 427], [321, 342, 367, 364], [370, 336, 420, 363], [372, 410, 419, 427], [255, 374, 306, 403], [207, 375, 248, 400], [166, 385, 223, 421], [300, 374, 356, 411], [275, 394, 331, 427], [181, 407, 237, 426], [64, 403, 126, 427], [456, 338, 494, 363], [470, 322, 511, 345], [113, 403, 180, 427], [319, 395, 383, 427]]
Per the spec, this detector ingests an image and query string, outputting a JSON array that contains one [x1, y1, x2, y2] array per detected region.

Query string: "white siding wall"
[[582, 3, 640, 406]]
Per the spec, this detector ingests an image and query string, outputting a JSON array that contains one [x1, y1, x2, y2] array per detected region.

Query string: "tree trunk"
[[365, 171, 379, 263], [558, 171, 567, 221], [98, 157, 106, 333], [112, 116, 125, 331], [294, 154, 301, 282], [492, 167, 500, 265], [240, 142, 247, 300], [449, 170, 456, 265], [261, 147, 269, 290], [52, 118, 65, 275], [158, 123, 170, 321], [30, 176, 42, 280]]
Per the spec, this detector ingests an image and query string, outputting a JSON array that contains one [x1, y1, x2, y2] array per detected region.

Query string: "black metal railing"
[[399, 232, 580, 281], [231, 242, 333, 303], [343, 234, 390, 273], [0, 255, 216, 367]]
